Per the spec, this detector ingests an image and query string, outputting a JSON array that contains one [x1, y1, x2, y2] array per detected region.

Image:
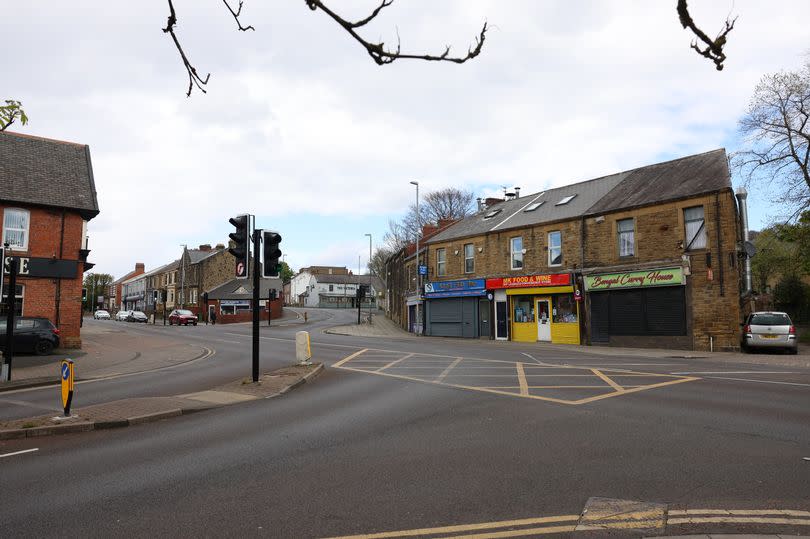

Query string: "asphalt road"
[[1, 310, 809, 538]]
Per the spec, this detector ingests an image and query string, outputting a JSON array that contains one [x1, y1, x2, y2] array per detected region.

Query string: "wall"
[[1, 205, 86, 347], [212, 297, 284, 324]]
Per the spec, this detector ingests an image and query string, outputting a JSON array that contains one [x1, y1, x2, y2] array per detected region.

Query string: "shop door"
[[536, 299, 551, 342], [408, 305, 417, 333], [495, 301, 508, 340], [461, 298, 476, 338], [478, 298, 491, 338]]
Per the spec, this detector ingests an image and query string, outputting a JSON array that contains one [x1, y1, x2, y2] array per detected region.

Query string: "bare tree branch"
[[163, 0, 211, 97], [677, 0, 736, 71], [223, 0, 255, 31], [306, 0, 487, 66]]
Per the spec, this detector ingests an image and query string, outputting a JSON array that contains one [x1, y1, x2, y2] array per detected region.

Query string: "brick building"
[[206, 278, 284, 324], [0, 131, 101, 348], [110, 262, 144, 312], [389, 149, 743, 351]]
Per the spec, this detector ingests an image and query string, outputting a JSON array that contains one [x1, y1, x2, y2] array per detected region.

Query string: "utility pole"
[[3, 256, 19, 381], [252, 224, 261, 382], [365, 233, 372, 324], [410, 180, 421, 334]]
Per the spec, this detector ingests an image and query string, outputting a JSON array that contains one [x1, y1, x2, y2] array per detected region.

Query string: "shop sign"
[[424, 278, 486, 298], [221, 299, 251, 306], [584, 267, 684, 291], [486, 273, 570, 289]]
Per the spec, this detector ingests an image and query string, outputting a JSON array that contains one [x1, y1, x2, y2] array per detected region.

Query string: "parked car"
[[0, 317, 60, 356], [115, 310, 131, 321], [127, 311, 148, 323], [94, 310, 111, 320], [168, 309, 198, 326], [741, 311, 798, 354]]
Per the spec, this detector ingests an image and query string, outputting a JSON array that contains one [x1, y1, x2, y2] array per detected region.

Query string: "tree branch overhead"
[[677, 0, 737, 71]]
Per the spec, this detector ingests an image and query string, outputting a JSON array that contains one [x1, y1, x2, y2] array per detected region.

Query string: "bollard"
[[304, 311, 308, 323], [295, 331, 312, 365]]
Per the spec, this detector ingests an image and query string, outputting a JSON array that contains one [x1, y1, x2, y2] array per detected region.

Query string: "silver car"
[[742, 311, 798, 354]]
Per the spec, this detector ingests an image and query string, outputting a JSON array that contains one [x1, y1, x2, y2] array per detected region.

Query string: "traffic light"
[[357, 284, 367, 300], [153, 290, 159, 303], [262, 231, 282, 278], [82, 288, 87, 302], [228, 214, 250, 279]]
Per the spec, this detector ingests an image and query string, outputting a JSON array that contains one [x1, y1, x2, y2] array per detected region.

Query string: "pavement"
[[327, 311, 810, 368], [0, 363, 322, 439]]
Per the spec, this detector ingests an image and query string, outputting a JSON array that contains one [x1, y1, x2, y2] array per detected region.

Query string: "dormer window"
[[556, 194, 577, 206], [523, 201, 544, 212]]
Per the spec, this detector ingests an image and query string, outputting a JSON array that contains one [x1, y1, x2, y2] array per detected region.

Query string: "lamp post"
[[365, 233, 372, 322], [409, 180, 421, 335], [180, 244, 187, 308]]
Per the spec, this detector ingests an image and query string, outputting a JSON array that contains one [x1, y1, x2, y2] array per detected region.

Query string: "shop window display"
[[552, 295, 578, 323], [513, 297, 534, 323]]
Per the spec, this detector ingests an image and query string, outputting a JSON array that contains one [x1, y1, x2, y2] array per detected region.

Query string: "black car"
[[126, 311, 148, 323], [0, 317, 61, 356]]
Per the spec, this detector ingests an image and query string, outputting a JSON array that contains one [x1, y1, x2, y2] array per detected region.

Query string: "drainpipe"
[[734, 187, 752, 293], [715, 193, 724, 296]]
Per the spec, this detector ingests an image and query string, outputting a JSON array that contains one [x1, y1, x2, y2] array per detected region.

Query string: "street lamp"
[[180, 244, 187, 308], [409, 180, 421, 335], [365, 233, 372, 322]]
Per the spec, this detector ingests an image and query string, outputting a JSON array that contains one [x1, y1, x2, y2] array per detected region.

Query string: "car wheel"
[[789, 347, 798, 355], [193, 322, 197, 326], [34, 339, 54, 356]]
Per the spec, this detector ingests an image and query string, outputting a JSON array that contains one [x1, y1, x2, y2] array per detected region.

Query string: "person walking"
[[211, 309, 217, 325]]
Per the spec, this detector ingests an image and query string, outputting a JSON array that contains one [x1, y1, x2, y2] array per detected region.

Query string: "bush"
[[773, 275, 810, 323]]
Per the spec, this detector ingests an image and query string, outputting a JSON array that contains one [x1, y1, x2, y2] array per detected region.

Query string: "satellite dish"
[[744, 241, 756, 258]]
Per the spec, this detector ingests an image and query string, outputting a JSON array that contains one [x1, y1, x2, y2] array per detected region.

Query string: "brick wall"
[[1, 205, 87, 347], [212, 297, 284, 324]]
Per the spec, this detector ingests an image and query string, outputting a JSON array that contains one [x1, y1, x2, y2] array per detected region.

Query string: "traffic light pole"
[[252, 228, 261, 383], [3, 257, 18, 381]]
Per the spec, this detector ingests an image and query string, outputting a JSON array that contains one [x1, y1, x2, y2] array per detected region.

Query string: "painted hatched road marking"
[[332, 350, 698, 405]]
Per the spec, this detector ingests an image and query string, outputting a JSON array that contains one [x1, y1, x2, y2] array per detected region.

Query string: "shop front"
[[424, 279, 488, 338], [486, 274, 580, 345], [585, 267, 689, 348]]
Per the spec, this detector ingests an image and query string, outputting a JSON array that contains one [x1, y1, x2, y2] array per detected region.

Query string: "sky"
[[4, 1, 809, 279]]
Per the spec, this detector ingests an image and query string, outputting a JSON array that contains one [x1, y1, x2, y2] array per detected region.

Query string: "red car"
[[168, 309, 198, 326]]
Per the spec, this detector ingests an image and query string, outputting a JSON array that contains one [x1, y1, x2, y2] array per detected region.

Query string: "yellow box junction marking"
[[332, 349, 699, 406]]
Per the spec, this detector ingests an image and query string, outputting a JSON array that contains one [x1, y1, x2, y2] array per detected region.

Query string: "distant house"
[[0, 131, 101, 348], [290, 266, 383, 309], [205, 278, 283, 324]]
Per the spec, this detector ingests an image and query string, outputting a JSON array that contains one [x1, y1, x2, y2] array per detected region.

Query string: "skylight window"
[[556, 194, 577, 206], [523, 201, 544, 212], [483, 209, 502, 220]]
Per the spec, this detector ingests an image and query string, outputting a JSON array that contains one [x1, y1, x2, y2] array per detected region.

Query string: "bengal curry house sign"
[[584, 267, 685, 291]]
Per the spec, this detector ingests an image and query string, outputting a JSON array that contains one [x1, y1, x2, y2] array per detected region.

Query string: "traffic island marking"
[[333, 350, 698, 405]]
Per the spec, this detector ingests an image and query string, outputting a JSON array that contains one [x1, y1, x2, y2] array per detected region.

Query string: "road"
[[1, 309, 809, 538]]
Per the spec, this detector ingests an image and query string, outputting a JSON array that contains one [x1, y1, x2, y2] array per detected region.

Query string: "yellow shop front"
[[487, 274, 580, 345]]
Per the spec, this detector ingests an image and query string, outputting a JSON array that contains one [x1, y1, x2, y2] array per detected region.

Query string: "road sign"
[[418, 265, 428, 276], [236, 261, 246, 278], [60, 359, 75, 416]]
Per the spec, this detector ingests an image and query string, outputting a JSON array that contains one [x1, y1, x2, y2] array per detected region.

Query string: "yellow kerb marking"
[[591, 368, 623, 391], [669, 509, 810, 517], [332, 349, 369, 368], [437, 357, 463, 382], [516, 363, 529, 396], [377, 354, 414, 372], [447, 524, 577, 538], [322, 515, 579, 539]]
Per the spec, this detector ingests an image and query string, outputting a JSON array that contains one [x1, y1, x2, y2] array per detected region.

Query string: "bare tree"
[[383, 187, 476, 251], [734, 61, 810, 219], [368, 245, 394, 283], [0, 100, 28, 131]]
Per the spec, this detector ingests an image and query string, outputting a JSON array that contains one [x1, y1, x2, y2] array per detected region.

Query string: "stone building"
[[0, 131, 100, 348], [395, 149, 742, 351], [110, 262, 144, 312]]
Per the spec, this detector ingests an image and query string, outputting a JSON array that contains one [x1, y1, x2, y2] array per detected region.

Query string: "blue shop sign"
[[424, 279, 486, 298]]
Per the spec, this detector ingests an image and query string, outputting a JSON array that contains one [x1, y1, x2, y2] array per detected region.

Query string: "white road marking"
[[706, 376, 810, 387], [672, 371, 797, 375], [0, 448, 39, 458]]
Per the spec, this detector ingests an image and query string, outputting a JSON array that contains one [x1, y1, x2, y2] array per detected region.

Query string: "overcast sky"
[[5, 1, 809, 279]]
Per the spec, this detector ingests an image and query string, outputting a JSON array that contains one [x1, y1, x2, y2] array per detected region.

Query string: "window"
[[552, 295, 578, 323], [524, 201, 544, 212], [0, 284, 24, 317], [510, 237, 523, 270], [684, 206, 706, 250], [483, 209, 502, 220], [436, 248, 446, 276], [556, 194, 577, 206], [3, 208, 30, 250], [513, 297, 534, 323], [617, 218, 635, 257], [464, 243, 474, 273], [548, 231, 562, 266], [328, 284, 334, 292]]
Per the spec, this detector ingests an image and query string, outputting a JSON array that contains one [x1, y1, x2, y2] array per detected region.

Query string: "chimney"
[[515, 187, 520, 198], [215, 243, 225, 249], [476, 197, 483, 211], [422, 224, 439, 238], [437, 218, 456, 229], [198, 244, 212, 251], [735, 187, 752, 294], [484, 197, 504, 207], [135, 262, 145, 272]]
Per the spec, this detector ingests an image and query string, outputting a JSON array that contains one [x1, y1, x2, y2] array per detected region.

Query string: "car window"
[[16, 319, 35, 329], [177, 310, 193, 316], [749, 313, 791, 325]]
